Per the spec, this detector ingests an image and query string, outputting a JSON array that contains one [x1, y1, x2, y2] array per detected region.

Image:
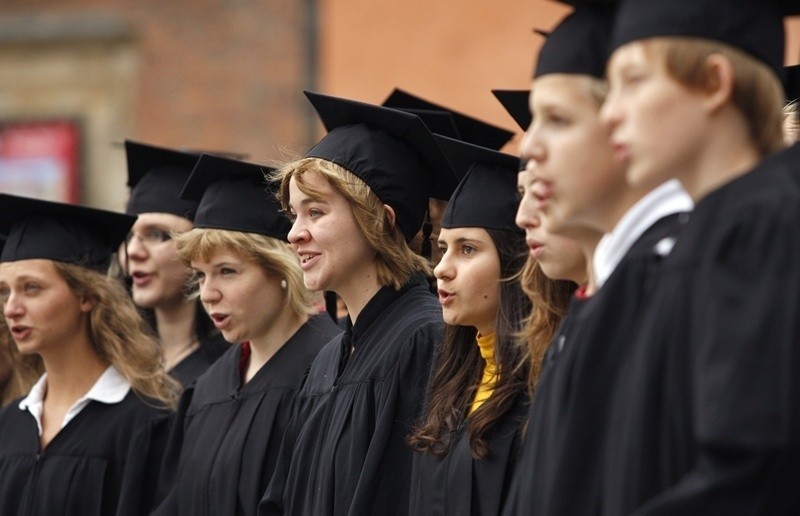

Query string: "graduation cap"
[[382, 89, 514, 150], [0, 194, 135, 271], [492, 90, 532, 131], [180, 154, 291, 240], [535, 2, 616, 79], [435, 135, 522, 233], [611, 0, 798, 78], [125, 140, 201, 220], [304, 90, 459, 241]]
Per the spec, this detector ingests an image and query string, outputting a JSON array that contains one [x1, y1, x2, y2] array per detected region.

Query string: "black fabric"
[[168, 332, 230, 389], [436, 134, 523, 233], [611, 0, 787, 77], [181, 154, 290, 240], [124, 140, 199, 220], [492, 90, 532, 131], [0, 391, 171, 516], [153, 314, 338, 516], [502, 212, 686, 515], [303, 91, 458, 241], [409, 394, 529, 516], [0, 194, 135, 271], [259, 274, 443, 515], [602, 145, 800, 514], [534, 4, 616, 79], [382, 88, 514, 150]]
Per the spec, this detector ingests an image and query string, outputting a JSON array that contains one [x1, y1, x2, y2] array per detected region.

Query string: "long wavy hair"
[[1, 262, 179, 407], [408, 228, 530, 459], [517, 257, 576, 391]]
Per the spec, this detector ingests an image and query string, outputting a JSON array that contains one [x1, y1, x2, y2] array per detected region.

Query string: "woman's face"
[[434, 227, 501, 335], [516, 168, 587, 284], [601, 42, 709, 190], [0, 259, 92, 356], [192, 248, 285, 345], [522, 74, 626, 232], [125, 212, 193, 310], [286, 170, 377, 294]]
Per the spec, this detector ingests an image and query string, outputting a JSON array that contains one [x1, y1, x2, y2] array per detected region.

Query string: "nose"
[[198, 277, 221, 305], [516, 184, 542, 231], [126, 233, 148, 261], [3, 291, 24, 320], [519, 125, 546, 166], [287, 217, 309, 248], [599, 87, 621, 131], [433, 250, 455, 282]]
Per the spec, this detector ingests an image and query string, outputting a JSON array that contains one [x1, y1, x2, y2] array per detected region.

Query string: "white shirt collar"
[[593, 179, 694, 289], [18, 365, 131, 436]]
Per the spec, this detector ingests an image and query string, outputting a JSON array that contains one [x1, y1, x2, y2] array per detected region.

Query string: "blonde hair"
[[783, 100, 799, 145], [274, 157, 431, 290], [0, 262, 180, 407], [641, 37, 785, 156], [174, 228, 316, 318]]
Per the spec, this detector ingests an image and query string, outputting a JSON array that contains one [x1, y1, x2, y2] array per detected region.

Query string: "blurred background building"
[[0, 0, 797, 210]]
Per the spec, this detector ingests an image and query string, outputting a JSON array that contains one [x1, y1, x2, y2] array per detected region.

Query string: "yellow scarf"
[[469, 332, 497, 414]]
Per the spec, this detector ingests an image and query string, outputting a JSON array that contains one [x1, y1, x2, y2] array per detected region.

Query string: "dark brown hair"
[[408, 228, 530, 459]]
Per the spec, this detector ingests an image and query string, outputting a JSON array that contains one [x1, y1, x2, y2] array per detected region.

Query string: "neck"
[[336, 262, 384, 324], [40, 336, 109, 406], [155, 301, 199, 370], [593, 184, 655, 234], [247, 309, 308, 380], [579, 234, 600, 295], [677, 109, 762, 202]]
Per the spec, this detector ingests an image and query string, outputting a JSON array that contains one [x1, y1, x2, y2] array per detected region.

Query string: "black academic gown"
[[501, 213, 685, 516], [154, 314, 339, 516], [602, 146, 800, 515], [0, 391, 171, 516], [409, 394, 529, 516], [168, 332, 229, 388], [259, 274, 443, 516]]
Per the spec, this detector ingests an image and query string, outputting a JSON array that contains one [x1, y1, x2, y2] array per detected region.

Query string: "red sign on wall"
[[0, 120, 81, 203]]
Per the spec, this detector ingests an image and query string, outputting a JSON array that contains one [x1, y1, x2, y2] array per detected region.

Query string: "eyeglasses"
[[126, 228, 173, 246]]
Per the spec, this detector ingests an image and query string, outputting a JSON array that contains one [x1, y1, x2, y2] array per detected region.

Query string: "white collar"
[[18, 365, 131, 435], [593, 179, 693, 289]]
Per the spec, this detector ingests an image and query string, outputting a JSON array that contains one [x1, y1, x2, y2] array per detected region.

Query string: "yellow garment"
[[469, 332, 498, 414]]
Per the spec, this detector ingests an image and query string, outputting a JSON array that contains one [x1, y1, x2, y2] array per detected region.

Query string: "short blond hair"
[[783, 100, 799, 145], [641, 37, 785, 157], [174, 228, 316, 318], [273, 157, 431, 290]]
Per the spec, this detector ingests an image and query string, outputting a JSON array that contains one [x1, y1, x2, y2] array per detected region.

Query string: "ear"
[[384, 204, 396, 227], [79, 294, 96, 314], [703, 54, 735, 114]]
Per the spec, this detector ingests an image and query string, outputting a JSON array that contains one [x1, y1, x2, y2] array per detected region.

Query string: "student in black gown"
[[0, 194, 177, 516], [598, 0, 800, 512], [151, 154, 339, 516], [122, 141, 228, 388], [259, 92, 458, 515], [406, 137, 531, 515]]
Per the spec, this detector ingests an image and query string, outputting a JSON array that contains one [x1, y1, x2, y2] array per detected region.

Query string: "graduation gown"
[[0, 391, 171, 516], [168, 332, 229, 388], [501, 214, 684, 516], [602, 146, 800, 515], [154, 314, 339, 516], [259, 274, 443, 515], [409, 394, 529, 516]]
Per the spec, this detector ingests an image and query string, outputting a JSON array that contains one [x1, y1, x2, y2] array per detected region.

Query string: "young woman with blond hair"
[[0, 194, 176, 515]]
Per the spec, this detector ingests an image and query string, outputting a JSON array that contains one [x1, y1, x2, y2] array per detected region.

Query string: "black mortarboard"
[[125, 140, 200, 220], [382, 88, 514, 150], [535, 3, 616, 79], [785, 64, 800, 103], [0, 194, 135, 271], [180, 154, 291, 240], [304, 91, 458, 241], [492, 90, 532, 131], [435, 135, 522, 233], [611, 0, 796, 78]]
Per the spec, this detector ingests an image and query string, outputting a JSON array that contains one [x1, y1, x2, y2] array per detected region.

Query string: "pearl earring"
[[280, 279, 288, 290]]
